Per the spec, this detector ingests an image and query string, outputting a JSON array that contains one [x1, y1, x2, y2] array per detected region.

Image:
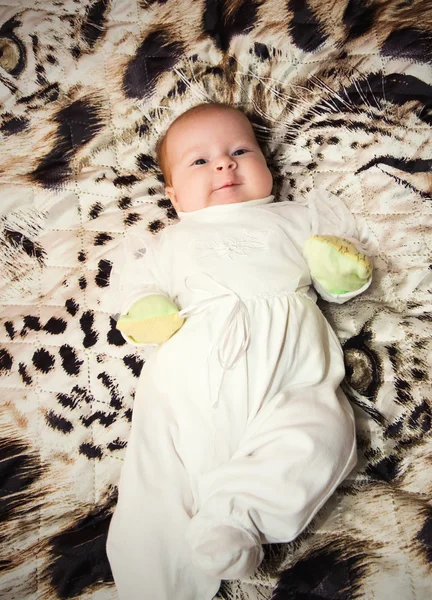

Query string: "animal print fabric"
[[0, 0, 431, 598]]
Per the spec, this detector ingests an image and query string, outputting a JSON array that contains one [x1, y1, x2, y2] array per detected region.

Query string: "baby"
[[106, 103, 372, 600]]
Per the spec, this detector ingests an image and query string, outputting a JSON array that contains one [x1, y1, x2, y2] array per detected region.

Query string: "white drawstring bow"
[[179, 275, 251, 406]]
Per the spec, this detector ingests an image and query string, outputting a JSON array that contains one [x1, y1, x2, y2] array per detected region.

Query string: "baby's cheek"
[[257, 164, 273, 193]]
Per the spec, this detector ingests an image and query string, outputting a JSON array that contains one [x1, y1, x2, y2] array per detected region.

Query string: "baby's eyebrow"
[[180, 147, 203, 162]]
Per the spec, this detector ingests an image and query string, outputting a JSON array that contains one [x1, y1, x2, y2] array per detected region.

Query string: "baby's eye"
[[232, 149, 248, 156], [192, 158, 207, 165]]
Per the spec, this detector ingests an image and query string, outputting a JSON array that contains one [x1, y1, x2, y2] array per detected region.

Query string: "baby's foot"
[[186, 518, 263, 580]]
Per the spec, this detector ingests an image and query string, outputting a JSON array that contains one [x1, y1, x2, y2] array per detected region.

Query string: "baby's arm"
[[113, 230, 184, 345], [277, 189, 373, 304], [116, 294, 184, 345], [303, 234, 373, 304]]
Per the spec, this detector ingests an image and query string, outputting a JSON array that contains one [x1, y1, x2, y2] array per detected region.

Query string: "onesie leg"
[[188, 384, 356, 572], [107, 373, 220, 600], [188, 300, 357, 567], [186, 516, 264, 579]]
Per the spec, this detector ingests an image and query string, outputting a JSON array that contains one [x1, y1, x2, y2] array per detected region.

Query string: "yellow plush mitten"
[[116, 295, 185, 344], [303, 235, 372, 295]]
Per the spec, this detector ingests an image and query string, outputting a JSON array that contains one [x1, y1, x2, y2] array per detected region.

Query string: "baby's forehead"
[[167, 108, 253, 144], [178, 106, 249, 130]]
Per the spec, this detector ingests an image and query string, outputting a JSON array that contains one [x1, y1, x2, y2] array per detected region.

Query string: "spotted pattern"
[[0, 1, 431, 599]]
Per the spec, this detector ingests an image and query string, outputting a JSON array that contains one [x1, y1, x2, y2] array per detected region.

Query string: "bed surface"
[[1, 1, 431, 598]]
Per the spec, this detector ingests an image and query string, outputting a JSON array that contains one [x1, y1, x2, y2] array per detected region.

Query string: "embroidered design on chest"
[[193, 230, 269, 260]]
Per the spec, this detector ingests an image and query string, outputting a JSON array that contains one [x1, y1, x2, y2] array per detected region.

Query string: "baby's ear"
[[165, 186, 178, 209]]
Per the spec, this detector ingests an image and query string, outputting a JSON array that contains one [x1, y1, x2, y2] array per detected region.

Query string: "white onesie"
[[106, 191, 370, 600]]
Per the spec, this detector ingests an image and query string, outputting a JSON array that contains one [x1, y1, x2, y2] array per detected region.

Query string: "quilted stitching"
[[0, 1, 431, 599]]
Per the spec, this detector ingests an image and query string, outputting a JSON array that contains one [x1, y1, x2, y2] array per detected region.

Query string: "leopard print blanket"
[[1, 1, 431, 599]]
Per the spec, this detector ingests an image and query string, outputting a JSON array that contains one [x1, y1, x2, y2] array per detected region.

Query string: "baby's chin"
[[208, 188, 259, 207]]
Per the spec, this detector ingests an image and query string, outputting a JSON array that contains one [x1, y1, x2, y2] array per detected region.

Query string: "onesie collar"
[[176, 195, 274, 220]]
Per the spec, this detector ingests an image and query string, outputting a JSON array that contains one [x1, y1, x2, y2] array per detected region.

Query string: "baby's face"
[[164, 108, 273, 213]]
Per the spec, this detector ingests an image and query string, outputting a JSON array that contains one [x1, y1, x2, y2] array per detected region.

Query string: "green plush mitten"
[[303, 235, 372, 295], [116, 295, 185, 344]]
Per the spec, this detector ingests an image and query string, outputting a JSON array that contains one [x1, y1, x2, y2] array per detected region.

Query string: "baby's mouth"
[[215, 182, 240, 191]]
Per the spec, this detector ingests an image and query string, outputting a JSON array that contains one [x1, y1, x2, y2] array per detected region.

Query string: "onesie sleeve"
[[303, 189, 373, 304], [110, 229, 169, 315], [304, 188, 368, 249]]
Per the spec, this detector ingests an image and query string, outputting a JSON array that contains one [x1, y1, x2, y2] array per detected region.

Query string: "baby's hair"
[[156, 102, 245, 187]]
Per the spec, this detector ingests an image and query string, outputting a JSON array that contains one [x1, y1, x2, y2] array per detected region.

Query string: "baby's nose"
[[215, 156, 236, 171]]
